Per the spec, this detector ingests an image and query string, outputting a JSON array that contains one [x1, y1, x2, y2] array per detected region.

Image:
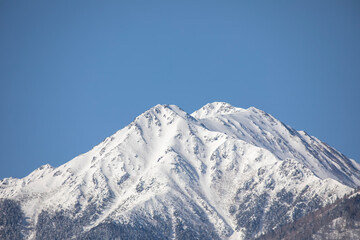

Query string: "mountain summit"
[[1, 102, 359, 239]]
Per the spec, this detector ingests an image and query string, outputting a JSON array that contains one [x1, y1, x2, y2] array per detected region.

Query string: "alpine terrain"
[[1, 102, 359, 240]]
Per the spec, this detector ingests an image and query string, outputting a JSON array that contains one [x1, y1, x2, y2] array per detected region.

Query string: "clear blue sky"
[[1, 1, 359, 179]]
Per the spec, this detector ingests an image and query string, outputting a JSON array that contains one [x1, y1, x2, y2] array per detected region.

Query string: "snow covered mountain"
[[1, 102, 359, 239]]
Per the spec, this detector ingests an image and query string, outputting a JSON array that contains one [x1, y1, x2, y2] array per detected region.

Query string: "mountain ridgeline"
[[1, 102, 359, 239]]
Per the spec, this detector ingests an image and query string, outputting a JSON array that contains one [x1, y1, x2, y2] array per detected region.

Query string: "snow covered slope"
[[192, 102, 360, 187], [1, 102, 359, 239]]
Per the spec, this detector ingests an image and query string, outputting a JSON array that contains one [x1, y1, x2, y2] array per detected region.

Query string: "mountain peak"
[[192, 102, 243, 119], [137, 104, 194, 123]]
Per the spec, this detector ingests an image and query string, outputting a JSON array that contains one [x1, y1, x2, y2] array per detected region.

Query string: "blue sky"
[[1, 1, 359, 179]]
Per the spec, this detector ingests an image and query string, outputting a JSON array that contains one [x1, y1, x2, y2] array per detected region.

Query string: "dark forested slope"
[[257, 189, 360, 240]]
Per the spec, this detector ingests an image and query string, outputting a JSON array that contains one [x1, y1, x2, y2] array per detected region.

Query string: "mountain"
[[1, 102, 359, 239]]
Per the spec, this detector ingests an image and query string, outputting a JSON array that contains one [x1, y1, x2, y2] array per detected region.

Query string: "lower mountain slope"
[[256, 189, 360, 240]]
